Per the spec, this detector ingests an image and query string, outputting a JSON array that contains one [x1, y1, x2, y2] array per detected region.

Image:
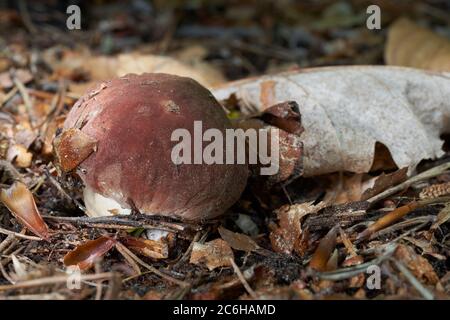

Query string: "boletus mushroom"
[[54, 73, 248, 222]]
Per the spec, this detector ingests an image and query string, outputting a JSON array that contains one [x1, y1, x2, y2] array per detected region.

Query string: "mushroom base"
[[83, 186, 131, 217]]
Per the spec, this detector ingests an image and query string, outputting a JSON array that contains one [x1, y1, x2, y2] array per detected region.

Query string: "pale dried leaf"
[[218, 226, 259, 252], [213, 66, 450, 176], [270, 201, 324, 254], [386, 18, 450, 72], [190, 239, 234, 271]]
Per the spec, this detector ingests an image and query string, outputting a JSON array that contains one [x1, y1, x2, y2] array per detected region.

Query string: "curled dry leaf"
[[53, 128, 97, 172], [213, 66, 450, 177], [386, 18, 450, 72], [63, 236, 116, 270], [327, 168, 408, 204], [270, 201, 324, 254], [190, 239, 234, 271], [6, 144, 33, 168], [218, 226, 259, 252], [120, 235, 169, 259], [0, 181, 50, 240], [360, 168, 408, 201]]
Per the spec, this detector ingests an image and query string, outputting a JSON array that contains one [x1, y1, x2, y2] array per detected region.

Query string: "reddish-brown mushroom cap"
[[57, 73, 248, 221]]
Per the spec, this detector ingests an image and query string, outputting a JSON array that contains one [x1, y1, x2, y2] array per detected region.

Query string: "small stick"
[[357, 196, 450, 241], [0, 272, 115, 291], [115, 241, 141, 275], [43, 214, 188, 233], [392, 259, 434, 300], [0, 86, 18, 108], [367, 162, 450, 205], [229, 258, 257, 299], [309, 225, 339, 271], [13, 77, 35, 125], [115, 242, 189, 288], [0, 227, 41, 241]]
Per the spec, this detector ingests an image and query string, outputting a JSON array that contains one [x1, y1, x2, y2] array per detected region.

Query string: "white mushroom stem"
[[83, 186, 131, 217]]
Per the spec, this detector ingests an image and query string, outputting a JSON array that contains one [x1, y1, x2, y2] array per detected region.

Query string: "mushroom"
[[54, 73, 248, 222]]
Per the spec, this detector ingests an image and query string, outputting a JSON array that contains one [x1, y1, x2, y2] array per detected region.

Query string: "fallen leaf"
[[218, 226, 259, 252], [63, 236, 116, 270], [431, 203, 450, 231], [190, 239, 234, 271], [360, 168, 408, 200], [0, 181, 50, 240], [386, 18, 450, 72], [270, 201, 323, 254], [43, 47, 225, 93], [213, 66, 450, 177]]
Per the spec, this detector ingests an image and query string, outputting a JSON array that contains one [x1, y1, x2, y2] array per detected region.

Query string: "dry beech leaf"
[[53, 128, 97, 172], [386, 18, 450, 72], [218, 226, 259, 252], [270, 201, 324, 254], [326, 168, 408, 204], [213, 66, 450, 177], [43, 47, 225, 93], [63, 236, 116, 270], [120, 235, 169, 259], [0, 182, 50, 240], [360, 168, 408, 200], [190, 239, 234, 271]]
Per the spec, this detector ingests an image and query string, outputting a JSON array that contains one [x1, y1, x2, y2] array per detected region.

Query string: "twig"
[[115, 241, 141, 275], [13, 77, 34, 125], [44, 171, 86, 212], [391, 259, 434, 300], [367, 162, 450, 205], [0, 160, 23, 182], [115, 242, 188, 288], [18, 0, 37, 34], [229, 258, 257, 299], [0, 227, 41, 241], [0, 234, 15, 255], [317, 244, 397, 281], [0, 86, 18, 108], [0, 262, 15, 284], [174, 231, 202, 267], [0, 272, 115, 291], [357, 196, 450, 241], [43, 214, 188, 233]]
